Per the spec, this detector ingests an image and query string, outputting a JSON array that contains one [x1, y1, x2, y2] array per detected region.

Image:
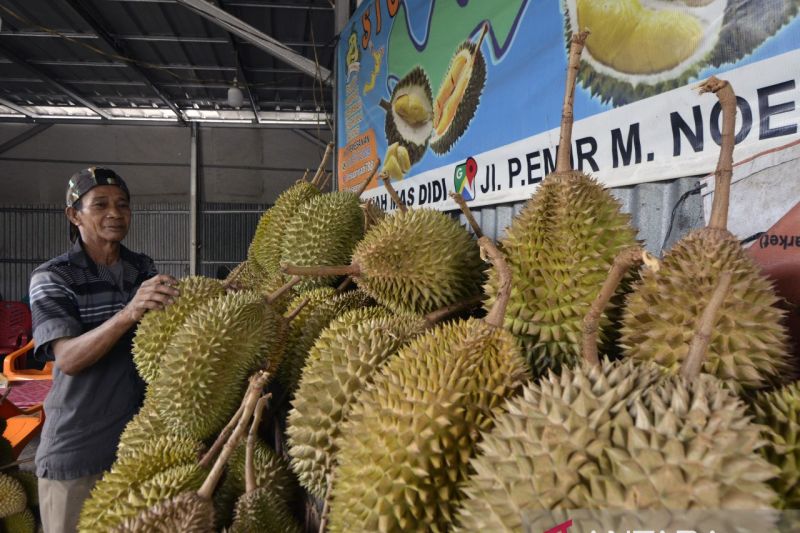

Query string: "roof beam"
[[0, 42, 111, 119], [62, 0, 187, 124], [0, 123, 53, 156], [0, 97, 36, 117], [174, 0, 331, 84], [213, 1, 260, 123], [292, 128, 326, 149]]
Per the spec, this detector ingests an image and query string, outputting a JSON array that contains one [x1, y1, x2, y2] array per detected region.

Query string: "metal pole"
[[333, 0, 351, 192], [190, 122, 198, 275]]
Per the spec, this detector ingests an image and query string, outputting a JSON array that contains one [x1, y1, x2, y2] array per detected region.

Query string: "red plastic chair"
[[0, 302, 32, 357]]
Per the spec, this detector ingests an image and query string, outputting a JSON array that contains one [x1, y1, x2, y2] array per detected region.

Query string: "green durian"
[[455, 363, 778, 532], [2, 508, 35, 533], [0, 472, 26, 518], [111, 492, 213, 533], [213, 438, 298, 530], [381, 66, 434, 164], [620, 77, 791, 392], [280, 192, 366, 290], [328, 237, 528, 532], [117, 404, 168, 459], [225, 260, 293, 310], [80, 436, 203, 532], [230, 486, 302, 533], [429, 36, 487, 155], [133, 276, 225, 384], [753, 382, 800, 509], [288, 309, 427, 498], [285, 209, 485, 315], [278, 291, 380, 394], [149, 291, 280, 440], [9, 471, 37, 507], [249, 182, 320, 275], [484, 32, 638, 376]]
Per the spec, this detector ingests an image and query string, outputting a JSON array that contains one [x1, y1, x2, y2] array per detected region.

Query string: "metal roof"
[[0, 0, 336, 125]]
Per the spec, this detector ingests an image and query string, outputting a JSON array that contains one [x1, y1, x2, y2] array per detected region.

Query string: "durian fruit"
[[327, 237, 529, 532], [79, 436, 203, 532], [230, 486, 301, 533], [279, 290, 381, 394], [380, 66, 433, 165], [280, 192, 366, 290], [213, 438, 298, 530], [117, 403, 168, 459], [753, 382, 800, 509], [382, 142, 412, 181], [361, 199, 386, 231], [249, 182, 320, 275], [283, 208, 485, 315], [620, 76, 791, 392], [132, 276, 224, 383], [288, 308, 428, 498], [148, 290, 280, 441], [111, 491, 213, 533], [429, 25, 489, 155], [483, 32, 638, 375], [0, 472, 26, 518], [455, 273, 779, 533], [9, 470, 37, 507], [2, 507, 35, 533]]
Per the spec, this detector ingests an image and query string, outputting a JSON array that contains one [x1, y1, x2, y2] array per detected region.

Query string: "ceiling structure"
[[0, 0, 339, 127]]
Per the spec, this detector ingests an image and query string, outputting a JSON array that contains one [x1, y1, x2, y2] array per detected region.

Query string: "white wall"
[[0, 122, 332, 205]]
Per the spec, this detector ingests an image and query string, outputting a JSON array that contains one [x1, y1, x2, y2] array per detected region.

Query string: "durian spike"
[[423, 293, 484, 326], [681, 272, 734, 379], [221, 261, 247, 291], [449, 191, 484, 238], [555, 31, 590, 173], [699, 77, 736, 231], [381, 172, 408, 213], [199, 400, 245, 468], [311, 142, 335, 188], [355, 160, 382, 197], [581, 246, 644, 366], [244, 394, 270, 494], [265, 275, 302, 304], [197, 370, 270, 499], [479, 236, 512, 328], [301, 169, 310, 182]]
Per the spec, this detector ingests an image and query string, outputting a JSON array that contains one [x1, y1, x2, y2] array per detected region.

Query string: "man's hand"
[[124, 274, 180, 323]]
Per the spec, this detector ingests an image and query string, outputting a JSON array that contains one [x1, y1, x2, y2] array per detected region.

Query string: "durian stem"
[[311, 142, 334, 188], [319, 467, 336, 533], [449, 191, 484, 238], [379, 99, 391, 112], [199, 400, 245, 469], [221, 261, 247, 290], [197, 371, 270, 499], [471, 23, 489, 65], [281, 262, 362, 278], [0, 457, 33, 471], [245, 394, 270, 494], [700, 77, 736, 231], [355, 160, 381, 197], [423, 293, 484, 326], [285, 295, 312, 323], [336, 276, 353, 293], [381, 173, 408, 213], [555, 31, 589, 173], [266, 275, 301, 304], [319, 172, 332, 191], [301, 168, 310, 182], [582, 246, 644, 366], [480, 236, 512, 328], [681, 272, 733, 380]]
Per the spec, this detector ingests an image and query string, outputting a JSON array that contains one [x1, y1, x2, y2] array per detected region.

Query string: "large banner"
[[336, 0, 800, 211]]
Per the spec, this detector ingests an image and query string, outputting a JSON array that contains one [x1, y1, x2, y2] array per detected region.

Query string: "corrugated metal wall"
[[1, 178, 704, 301], [455, 177, 705, 256], [0, 203, 269, 301]]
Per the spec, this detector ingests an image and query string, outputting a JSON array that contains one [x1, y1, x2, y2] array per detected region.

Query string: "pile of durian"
[[0, 417, 39, 533], [73, 32, 800, 533]]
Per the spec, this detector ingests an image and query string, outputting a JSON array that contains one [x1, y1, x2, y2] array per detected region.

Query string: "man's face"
[[68, 185, 131, 244]]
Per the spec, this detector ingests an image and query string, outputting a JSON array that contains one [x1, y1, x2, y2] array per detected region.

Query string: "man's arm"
[[51, 274, 180, 376]]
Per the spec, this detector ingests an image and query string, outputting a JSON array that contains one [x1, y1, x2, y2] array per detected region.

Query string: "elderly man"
[[28, 168, 180, 533]]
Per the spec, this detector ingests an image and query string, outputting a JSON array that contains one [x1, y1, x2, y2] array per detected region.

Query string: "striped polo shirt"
[[29, 239, 156, 480]]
